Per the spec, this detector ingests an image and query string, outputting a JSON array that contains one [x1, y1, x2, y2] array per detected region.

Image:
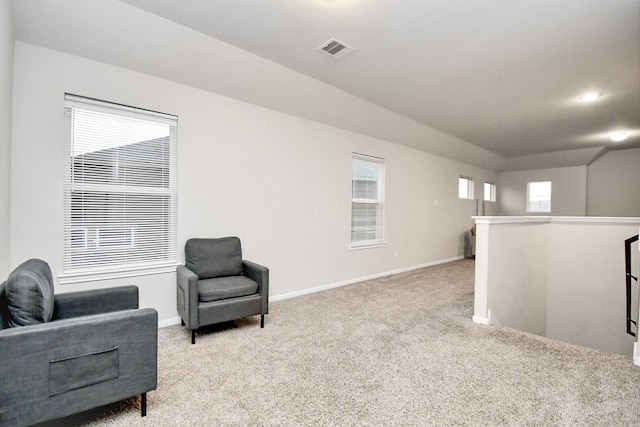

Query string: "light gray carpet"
[[47, 260, 640, 426]]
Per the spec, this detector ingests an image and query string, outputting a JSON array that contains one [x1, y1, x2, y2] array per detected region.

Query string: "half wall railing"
[[625, 234, 638, 337]]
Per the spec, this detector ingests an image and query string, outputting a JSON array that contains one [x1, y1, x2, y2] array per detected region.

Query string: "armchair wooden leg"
[[141, 392, 147, 417], [261, 314, 265, 328], [191, 329, 196, 344]]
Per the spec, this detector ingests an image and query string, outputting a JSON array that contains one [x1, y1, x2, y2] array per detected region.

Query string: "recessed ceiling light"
[[610, 131, 629, 142], [578, 92, 602, 102]]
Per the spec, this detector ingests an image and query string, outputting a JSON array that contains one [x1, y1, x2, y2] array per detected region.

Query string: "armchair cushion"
[[185, 237, 243, 279], [5, 259, 55, 327], [198, 276, 258, 302]]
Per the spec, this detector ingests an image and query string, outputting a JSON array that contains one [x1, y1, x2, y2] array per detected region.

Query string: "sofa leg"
[[261, 314, 265, 328], [181, 319, 184, 326], [191, 329, 196, 345], [141, 392, 147, 417]]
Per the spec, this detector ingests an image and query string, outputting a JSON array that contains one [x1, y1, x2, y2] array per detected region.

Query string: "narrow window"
[[459, 176, 474, 200], [527, 181, 552, 213], [484, 182, 496, 202], [351, 154, 384, 248], [63, 94, 178, 280]]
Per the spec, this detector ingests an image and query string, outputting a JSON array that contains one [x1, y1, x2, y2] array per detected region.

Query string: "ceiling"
[[11, 0, 640, 165], [120, 0, 640, 159]]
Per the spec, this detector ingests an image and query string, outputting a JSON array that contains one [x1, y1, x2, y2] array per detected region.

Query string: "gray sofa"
[[177, 237, 269, 344], [0, 259, 158, 427]]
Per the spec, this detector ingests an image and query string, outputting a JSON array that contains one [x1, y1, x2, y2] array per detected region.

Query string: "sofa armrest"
[[0, 308, 157, 427], [177, 265, 199, 329], [52, 285, 139, 320], [243, 260, 269, 314]]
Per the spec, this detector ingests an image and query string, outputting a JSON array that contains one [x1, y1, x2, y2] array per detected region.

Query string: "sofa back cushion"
[[5, 259, 55, 327], [185, 237, 243, 279]]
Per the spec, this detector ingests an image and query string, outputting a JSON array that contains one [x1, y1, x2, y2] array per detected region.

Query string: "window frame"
[[484, 182, 496, 202], [350, 153, 385, 250], [459, 176, 474, 200], [526, 180, 552, 213], [60, 94, 178, 284]]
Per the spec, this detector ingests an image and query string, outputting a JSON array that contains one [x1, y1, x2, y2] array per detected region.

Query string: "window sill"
[[58, 263, 179, 285], [349, 241, 386, 251]]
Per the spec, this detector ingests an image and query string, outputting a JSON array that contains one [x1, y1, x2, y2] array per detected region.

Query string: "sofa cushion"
[[198, 276, 258, 302], [5, 259, 55, 327], [185, 237, 243, 279]]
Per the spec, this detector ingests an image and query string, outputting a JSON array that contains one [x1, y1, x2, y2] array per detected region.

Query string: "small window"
[[63, 94, 178, 280], [351, 154, 384, 248], [527, 181, 552, 213], [458, 176, 474, 200], [484, 182, 496, 202]]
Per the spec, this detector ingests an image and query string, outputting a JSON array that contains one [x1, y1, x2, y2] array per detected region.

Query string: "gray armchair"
[[0, 259, 158, 427], [177, 237, 269, 344]]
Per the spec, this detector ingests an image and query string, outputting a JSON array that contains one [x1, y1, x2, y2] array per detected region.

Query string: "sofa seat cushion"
[[5, 259, 55, 327], [198, 276, 258, 302]]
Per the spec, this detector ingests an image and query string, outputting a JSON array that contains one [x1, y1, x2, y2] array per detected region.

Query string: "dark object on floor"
[[464, 225, 476, 259], [177, 236, 269, 344], [0, 259, 158, 427]]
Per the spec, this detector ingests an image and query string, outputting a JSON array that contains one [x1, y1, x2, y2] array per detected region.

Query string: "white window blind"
[[63, 95, 177, 281], [351, 154, 385, 248]]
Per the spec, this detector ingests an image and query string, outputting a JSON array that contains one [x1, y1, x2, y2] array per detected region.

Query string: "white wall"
[[475, 220, 549, 336], [0, 0, 13, 279], [10, 42, 496, 322], [474, 217, 640, 357], [497, 166, 587, 216], [545, 221, 638, 356], [587, 148, 640, 217]]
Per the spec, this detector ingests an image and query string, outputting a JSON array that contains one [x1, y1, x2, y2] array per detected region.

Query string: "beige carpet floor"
[[42, 259, 640, 426]]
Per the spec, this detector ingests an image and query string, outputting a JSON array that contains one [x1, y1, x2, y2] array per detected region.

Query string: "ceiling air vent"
[[318, 38, 354, 59]]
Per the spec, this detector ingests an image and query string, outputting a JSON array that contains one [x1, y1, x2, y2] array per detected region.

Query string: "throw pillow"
[[5, 259, 55, 327]]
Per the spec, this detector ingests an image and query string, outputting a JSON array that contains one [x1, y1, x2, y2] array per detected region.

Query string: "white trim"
[[270, 256, 464, 302], [473, 216, 551, 225], [158, 256, 465, 329], [472, 315, 490, 325], [550, 216, 640, 225], [473, 216, 640, 226], [349, 242, 386, 250], [58, 263, 179, 284], [159, 316, 182, 328]]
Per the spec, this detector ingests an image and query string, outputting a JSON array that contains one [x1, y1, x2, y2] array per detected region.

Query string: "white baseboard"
[[472, 315, 490, 325], [159, 316, 182, 328], [270, 256, 464, 303], [159, 256, 465, 328], [634, 342, 640, 366]]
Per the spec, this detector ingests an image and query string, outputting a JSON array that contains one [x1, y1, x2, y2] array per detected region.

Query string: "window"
[[458, 176, 474, 199], [62, 94, 178, 281], [527, 181, 552, 213], [351, 154, 384, 248], [484, 182, 496, 202]]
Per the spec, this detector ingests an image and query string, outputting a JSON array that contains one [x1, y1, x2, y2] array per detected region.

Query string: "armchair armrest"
[[52, 285, 139, 320], [0, 308, 158, 427], [177, 265, 199, 329], [243, 260, 269, 314]]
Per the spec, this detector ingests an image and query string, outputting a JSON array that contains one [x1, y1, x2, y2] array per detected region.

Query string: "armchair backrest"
[[185, 237, 243, 279]]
